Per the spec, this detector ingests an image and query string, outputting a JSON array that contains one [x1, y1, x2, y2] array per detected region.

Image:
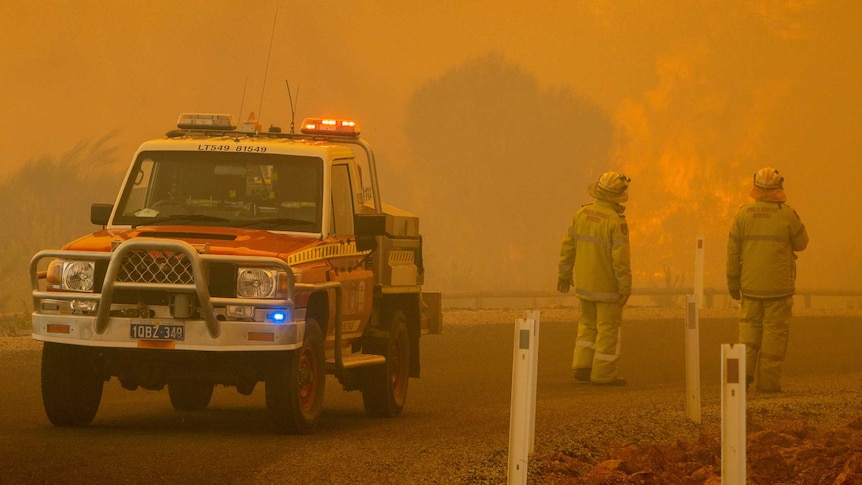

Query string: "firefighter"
[[557, 171, 632, 386], [727, 167, 809, 392]]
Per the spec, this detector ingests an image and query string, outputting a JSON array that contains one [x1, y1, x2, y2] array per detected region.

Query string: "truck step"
[[327, 353, 386, 369]]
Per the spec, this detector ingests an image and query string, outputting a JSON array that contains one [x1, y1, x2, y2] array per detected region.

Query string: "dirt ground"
[[536, 417, 862, 484], [518, 306, 862, 484], [4, 305, 862, 483]]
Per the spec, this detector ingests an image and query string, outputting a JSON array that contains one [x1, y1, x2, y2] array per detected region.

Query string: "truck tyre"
[[362, 310, 410, 418], [41, 342, 104, 426], [265, 318, 325, 434], [168, 380, 215, 411]]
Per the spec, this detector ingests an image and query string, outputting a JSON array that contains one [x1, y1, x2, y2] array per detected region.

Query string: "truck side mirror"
[[91, 203, 113, 227], [354, 213, 385, 252]]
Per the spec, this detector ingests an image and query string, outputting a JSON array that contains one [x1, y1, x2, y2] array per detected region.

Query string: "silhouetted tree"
[[404, 54, 613, 292], [0, 134, 124, 312]]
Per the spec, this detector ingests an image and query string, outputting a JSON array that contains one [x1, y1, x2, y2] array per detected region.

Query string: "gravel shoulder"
[[4, 307, 862, 483]]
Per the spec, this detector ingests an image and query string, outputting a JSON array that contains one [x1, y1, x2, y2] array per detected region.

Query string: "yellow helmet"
[[753, 167, 784, 190], [750, 166, 786, 202], [589, 171, 630, 203]]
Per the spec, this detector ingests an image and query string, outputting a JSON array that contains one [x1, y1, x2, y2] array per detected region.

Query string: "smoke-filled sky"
[[2, 0, 861, 293]]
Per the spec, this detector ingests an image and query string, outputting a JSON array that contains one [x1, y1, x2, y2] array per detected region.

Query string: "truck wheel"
[[362, 310, 410, 418], [41, 342, 104, 426], [265, 319, 325, 434], [168, 380, 214, 411]]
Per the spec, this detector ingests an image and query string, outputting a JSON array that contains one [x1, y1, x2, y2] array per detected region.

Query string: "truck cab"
[[30, 113, 441, 433]]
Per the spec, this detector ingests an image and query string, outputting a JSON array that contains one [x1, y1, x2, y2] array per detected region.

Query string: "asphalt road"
[[2, 312, 861, 484]]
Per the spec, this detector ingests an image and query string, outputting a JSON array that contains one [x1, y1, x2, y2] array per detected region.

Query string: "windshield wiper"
[[132, 214, 231, 228], [238, 218, 318, 229]]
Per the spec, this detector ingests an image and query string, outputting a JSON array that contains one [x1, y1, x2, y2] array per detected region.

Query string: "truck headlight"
[[237, 268, 277, 298], [47, 260, 96, 293]]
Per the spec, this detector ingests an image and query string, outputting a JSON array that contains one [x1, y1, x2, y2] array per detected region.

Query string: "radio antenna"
[[237, 75, 248, 121], [286, 80, 299, 134], [257, 3, 279, 121]]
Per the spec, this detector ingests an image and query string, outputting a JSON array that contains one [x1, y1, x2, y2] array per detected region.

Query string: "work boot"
[[592, 378, 626, 386], [573, 368, 591, 383]]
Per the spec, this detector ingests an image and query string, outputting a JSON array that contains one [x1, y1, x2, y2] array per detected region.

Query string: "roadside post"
[[695, 235, 705, 308], [721, 343, 747, 484], [684, 294, 701, 423], [685, 235, 704, 423], [508, 310, 540, 485]]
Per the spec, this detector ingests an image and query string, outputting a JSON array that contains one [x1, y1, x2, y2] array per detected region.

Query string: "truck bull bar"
[[30, 239, 296, 339]]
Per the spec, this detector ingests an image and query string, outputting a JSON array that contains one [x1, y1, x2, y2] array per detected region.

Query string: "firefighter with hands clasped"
[[727, 167, 809, 393], [557, 171, 632, 386]]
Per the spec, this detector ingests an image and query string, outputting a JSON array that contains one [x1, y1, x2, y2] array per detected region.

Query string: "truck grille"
[[118, 250, 195, 284]]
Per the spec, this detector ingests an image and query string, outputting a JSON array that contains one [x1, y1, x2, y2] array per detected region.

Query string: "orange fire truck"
[[29, 113, 441, 433]]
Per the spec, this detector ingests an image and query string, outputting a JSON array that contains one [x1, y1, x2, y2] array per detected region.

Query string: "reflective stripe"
[[743, 289, 793, 298], [594, 352, 619, 362], [743, 234, 786, 243], [574, 234, 611, 248], [576, 288, 620, 300], [559, 263, 573, 272], [575, 340, 595, 350], [595, 327, 622, 362]]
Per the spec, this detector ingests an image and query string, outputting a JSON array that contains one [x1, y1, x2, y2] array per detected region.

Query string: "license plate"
[[130, 322, 185, 341]]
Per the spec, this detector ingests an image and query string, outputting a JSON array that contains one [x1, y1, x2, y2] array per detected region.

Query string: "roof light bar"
[[300, 118, 360, 137], [177, 113, 237, 131]]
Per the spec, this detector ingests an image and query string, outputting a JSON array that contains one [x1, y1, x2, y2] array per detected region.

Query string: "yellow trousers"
[[739, 296, 793, 391], [573, 299, 623, 383]]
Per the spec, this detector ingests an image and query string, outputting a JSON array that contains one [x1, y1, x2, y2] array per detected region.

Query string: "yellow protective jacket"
[[726, 200, 809, 298], [558, 200, 632, 302]]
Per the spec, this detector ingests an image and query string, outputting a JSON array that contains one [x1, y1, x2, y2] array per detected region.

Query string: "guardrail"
[[441, 288, 862, 310], [2, 288, 860, 326]]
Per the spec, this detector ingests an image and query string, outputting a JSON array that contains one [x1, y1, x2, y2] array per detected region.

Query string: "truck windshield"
[[113, 151, 323, 233]]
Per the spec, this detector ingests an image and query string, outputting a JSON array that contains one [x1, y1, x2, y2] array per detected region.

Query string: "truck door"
[[330, 164, 355, 237], [329, 163, 373, 339]]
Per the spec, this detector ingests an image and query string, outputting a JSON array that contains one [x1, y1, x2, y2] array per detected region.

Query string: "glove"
[[729, 288, 741, 300], [620, 294, 629, 307], [557, 277, 573, 293]]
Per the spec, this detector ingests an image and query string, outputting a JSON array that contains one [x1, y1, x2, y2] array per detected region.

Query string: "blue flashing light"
[[268, 310, 289, 324]]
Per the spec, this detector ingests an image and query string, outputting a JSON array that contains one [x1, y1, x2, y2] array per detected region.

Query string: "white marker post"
[[695, 235, 705, 309], [508, 311, 540, 485], [684, 294, 701, 423], [721, 343, 747, 484], [525, 310, 540, 453]]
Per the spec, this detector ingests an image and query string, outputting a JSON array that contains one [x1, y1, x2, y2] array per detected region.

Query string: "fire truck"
[[29, 113, 441, 434]]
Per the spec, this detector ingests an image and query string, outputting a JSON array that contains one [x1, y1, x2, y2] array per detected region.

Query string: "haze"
[[2, 1, 860, 301]]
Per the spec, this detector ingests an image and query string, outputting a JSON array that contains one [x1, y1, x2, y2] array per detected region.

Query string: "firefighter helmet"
[[753, 167, 784, 190], [589, 171, 631, 203], [751, 167, 786, 202]]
